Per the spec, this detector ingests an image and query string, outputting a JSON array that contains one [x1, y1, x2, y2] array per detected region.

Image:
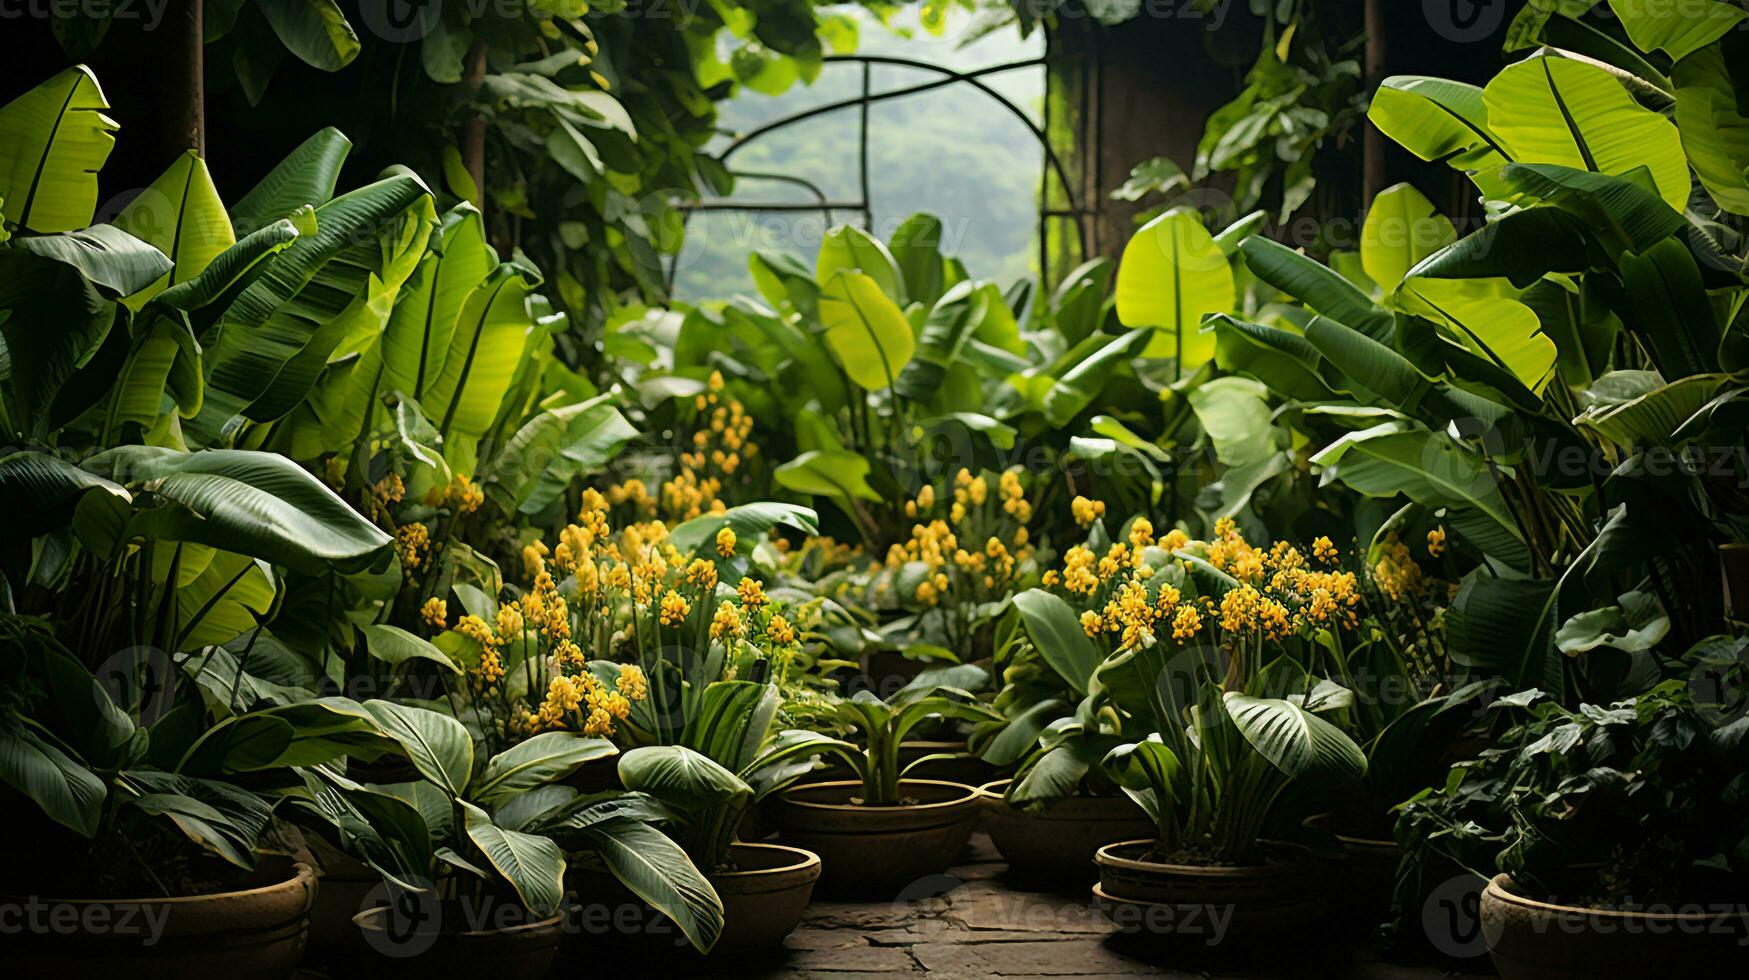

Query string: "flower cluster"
[[1041, 505, 1366, 652]]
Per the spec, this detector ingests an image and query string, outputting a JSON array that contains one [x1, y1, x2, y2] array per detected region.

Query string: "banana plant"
[[295, 698, 728, 949], [0, 614, 406, 888], [1210, 26, 1749, 703]]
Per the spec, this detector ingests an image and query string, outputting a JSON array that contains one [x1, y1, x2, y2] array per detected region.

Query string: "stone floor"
[[645, 834, 1488, 980]]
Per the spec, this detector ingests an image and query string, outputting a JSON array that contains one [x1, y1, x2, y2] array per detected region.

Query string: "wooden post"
[[1362, 0, 1387, 209], [459, 41, 489, 207]]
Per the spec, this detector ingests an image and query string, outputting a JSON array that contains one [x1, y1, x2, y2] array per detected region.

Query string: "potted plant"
[[0, 615, 421, 978], [295, 697, 724, 974], [1395, 676, 1749, 978], [529, 499, 852, 953], [765, 664, 998, 893], [1070, 521, 1369, 947], [613, 683, 851, 954]]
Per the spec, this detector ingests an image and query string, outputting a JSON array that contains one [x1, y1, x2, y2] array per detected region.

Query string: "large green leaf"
[[229, 127, 351, 231], [1448, 573, 1561, 694], [483, 395, 638, 515], [1368, 75, 1508, 174], [1239, 237, 1393, 340], [113, 151, 237, 308], [774, 449, 880, 505], [1361, 183, 1456, 295], [0, 725, 105, 837], [459, 800, 565, 917], [1311, 424, 1522, 550], [667, 501, 819, 556], [816, 224, 903, 303], [360, 623, 460, 674], [618, 744, 752, 812], [1398, 277, 1556, 394], [1208, 315, 1334, 401], [1188, 377, 1279, 468], [1615, 235, 1722, 377], [893, 279, 985, 402], [1222, 693, 1366, 783], [82, 446, 392, 573], [1575, 373, 1729, 447], [888, 212, 946, 307], [1042, 329, 1150, 426], [0, 65, 116, 233], [363, 699, 473, 797], [426, 262, 540, 446], [473, 732, 616, 807], [1012, 589, 1103, 696], [578, 818, 723, 952], [1114, 207, 1233, 366], [1606, 0, 1745, 59], [1673, 41, 1749, 217], [378, 204, 493, 401], [0, 226, 172, 435], [163, 546, 279, 648], [1405, 207, 1597, 288], [256, 0, 362, 72], [1496, 164, 1686, 256], [1484, 56, 1688, 209], [193, 172, 433, 443], [818, 270, 915, 391]]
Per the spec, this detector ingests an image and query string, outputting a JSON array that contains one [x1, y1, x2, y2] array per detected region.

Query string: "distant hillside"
[[670, 7, 1045, 301]]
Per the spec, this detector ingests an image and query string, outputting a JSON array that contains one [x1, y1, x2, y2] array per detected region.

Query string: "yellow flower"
[[710, 602, 743, 640], [617, 664, 648, 701], [736, 577, 767, 609], [1427, 526, 1447, 558], [495, 604, 524, 640], [659, 590, 690, 627], [420, 597, 448, 629], [708, 369, 725, 393], [765, 614, 796, 645], [457, 614, 497, 649], [1128, 518, 1154, 549], [1161, 528, 1190, 552], [715, 526, 737, 557], [395, 523, 431, 569], [1071, 495, 1106, 528], [446, 473, 484, 514], [475, 649, 505, 683], [1312, 536, 1339, 564], [916, 485, 935, 510], [1080, 610, 1104, 637], [372, 473, 405, 505], [1171, 604, 1203, 641]]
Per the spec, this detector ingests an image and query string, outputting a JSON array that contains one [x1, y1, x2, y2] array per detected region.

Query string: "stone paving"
[[650, 834, 1486, 979]]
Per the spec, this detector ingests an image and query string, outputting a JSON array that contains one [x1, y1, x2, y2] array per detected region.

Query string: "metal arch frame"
[[665, 52, 1090, 294]]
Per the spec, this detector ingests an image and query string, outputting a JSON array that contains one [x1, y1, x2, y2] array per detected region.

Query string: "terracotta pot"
[[1331, 833, 1400, 938], [1480, 874, 1749, 979], [978, 779, 1154, 882], [708, 842, 822, 953], [1092, 840, 1322, 946], [4, 857, 316, 979], [305, 865, 381, 962], [351, 901, 566, 978], [767, 779, 982, 894]]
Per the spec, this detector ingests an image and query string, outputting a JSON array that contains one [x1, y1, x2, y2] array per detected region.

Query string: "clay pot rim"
[[5, 858, 315, 909], [712, 841, 821, 881], [351, 902, 567, 939], [1485, 873, 1749, 924], [1095, 838, 1316, 878], [777, 778, 981, 814]]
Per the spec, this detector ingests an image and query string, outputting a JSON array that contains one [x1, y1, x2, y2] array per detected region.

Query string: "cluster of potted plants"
[[9, 1, 1749, 973]]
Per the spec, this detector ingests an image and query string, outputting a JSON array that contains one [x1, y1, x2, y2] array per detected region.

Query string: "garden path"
[[617, 834, 1483, 980]]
